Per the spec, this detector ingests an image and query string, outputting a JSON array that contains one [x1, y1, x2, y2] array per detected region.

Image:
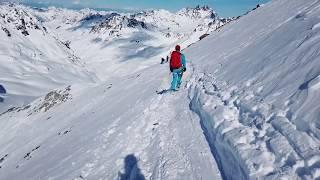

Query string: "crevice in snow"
[[188, 75, 249, 180]]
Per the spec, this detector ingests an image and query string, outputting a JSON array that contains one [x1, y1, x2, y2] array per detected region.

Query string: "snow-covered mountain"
[[34, 5, 227, 39], [0, 3, 230, 112], [27, 5, 231, 82], [0, 3, 97, 112], [1, 0, 319, 179], [0, 4, 46, 36]]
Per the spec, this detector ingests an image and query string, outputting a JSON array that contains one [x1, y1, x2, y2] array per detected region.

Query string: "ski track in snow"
[[0, 72, 223, 180], [63, 75, 223, 180], [1, 0, 320, 179], [143, 73, 221, 180], [186, 67, 320, 179]]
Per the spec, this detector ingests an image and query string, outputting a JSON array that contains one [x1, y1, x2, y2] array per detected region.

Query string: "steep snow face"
[[0, 4, 97, 112], [186, 0, 320, 179]]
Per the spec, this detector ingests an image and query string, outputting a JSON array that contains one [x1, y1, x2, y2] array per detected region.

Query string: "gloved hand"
[[183, 67, 186, 72], [170, 67, 173, 72]]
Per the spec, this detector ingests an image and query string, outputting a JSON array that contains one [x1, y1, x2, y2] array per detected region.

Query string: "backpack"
[[170, 51, 182, 69]]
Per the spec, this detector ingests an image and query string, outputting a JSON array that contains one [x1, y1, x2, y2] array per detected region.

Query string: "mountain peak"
[[0, 3, 47, 36], [178, 5, 217, 19]]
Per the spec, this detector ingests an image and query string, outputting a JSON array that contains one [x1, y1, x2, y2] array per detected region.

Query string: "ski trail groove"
[[142, 68, 222, 180], [186, 65, 320, 179]]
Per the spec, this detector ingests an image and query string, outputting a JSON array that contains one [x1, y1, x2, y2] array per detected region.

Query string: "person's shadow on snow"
[[0, 84, 6, 103], [118, 154, 145, 180]]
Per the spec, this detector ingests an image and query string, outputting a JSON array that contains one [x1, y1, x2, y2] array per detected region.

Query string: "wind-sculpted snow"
[[185, 0, 320, 179]]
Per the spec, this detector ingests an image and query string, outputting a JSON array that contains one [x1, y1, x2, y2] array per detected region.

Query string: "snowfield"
[[0, 4, 97, 113], [185, 0, 320, 179], [0, 0, 320, 179]]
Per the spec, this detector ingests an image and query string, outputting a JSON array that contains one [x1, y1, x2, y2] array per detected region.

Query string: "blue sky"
[[17, 0, 270, 17]]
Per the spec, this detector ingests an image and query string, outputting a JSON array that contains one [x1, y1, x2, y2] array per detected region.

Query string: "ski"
[[156, 89, 178, 94]]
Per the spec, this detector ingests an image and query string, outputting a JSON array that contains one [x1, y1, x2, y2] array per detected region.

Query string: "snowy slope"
[[0, 3, 231, 115], [1, 0, 319, 180], [185, 0, 320, 179], [0, 4, 97, 112], [29, 5, 230, 80], [0, 65, 222, 180], [0, 3, 226, 180]]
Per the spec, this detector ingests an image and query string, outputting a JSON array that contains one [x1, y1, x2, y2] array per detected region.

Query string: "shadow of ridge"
[[118, 154, 145, 180], [121, 45, 165, 62], [0, 84, 6, 94]]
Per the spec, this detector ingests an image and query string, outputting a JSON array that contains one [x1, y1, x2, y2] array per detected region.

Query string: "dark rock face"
[[220, 18, 233, 24], [16, 19, 29, 36], [0, 85, 5, 103], [0, 154, 8, 168], [0, 5, 47, 36], [199, 33, 209, 40], [179, 5, 217, 20], [90, 12, 147, 35], [23, 146, 40, 160], [81, 13, 104, 21], [0, 85, 6, 94], [127, 18, 146, 29], [1, 26, 11, 37], [0, 86, 73, 117], [63, 40, 71, 49], [31, 86, 72, 113], [210, 12, 216, 19], [0, 104, 31, 117], [90, 13, 121, 33]]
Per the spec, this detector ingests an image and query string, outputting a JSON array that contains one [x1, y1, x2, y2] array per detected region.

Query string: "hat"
[[175, 45, 181, 51]]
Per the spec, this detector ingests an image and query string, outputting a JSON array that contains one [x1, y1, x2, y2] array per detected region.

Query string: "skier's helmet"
[[175, 45, 181, 51]]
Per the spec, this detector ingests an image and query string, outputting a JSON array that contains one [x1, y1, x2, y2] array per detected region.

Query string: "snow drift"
[[185, 0, 320, 179]]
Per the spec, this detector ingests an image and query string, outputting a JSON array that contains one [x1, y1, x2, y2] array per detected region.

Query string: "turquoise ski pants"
[[170, 68, 183, 90]]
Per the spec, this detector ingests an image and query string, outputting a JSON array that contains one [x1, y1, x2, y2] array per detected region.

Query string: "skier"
[[169, 45, 186, 91], [161, 57, 165, 64]]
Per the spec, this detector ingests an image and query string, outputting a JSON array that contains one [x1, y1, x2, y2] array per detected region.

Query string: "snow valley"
[[0, 4, 232, 112], [0, 0, 320, 180]]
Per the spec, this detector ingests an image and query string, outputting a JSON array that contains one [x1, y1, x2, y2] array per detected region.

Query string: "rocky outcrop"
[[0, 3, 47, 36]]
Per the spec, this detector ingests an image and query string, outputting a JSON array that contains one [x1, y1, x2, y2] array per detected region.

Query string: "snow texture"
[[185, 0, 320, 179], [0, 0, 320, 180]]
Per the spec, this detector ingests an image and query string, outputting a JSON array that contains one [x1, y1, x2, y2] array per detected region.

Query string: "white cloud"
[[72, 0, 80, 5]]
